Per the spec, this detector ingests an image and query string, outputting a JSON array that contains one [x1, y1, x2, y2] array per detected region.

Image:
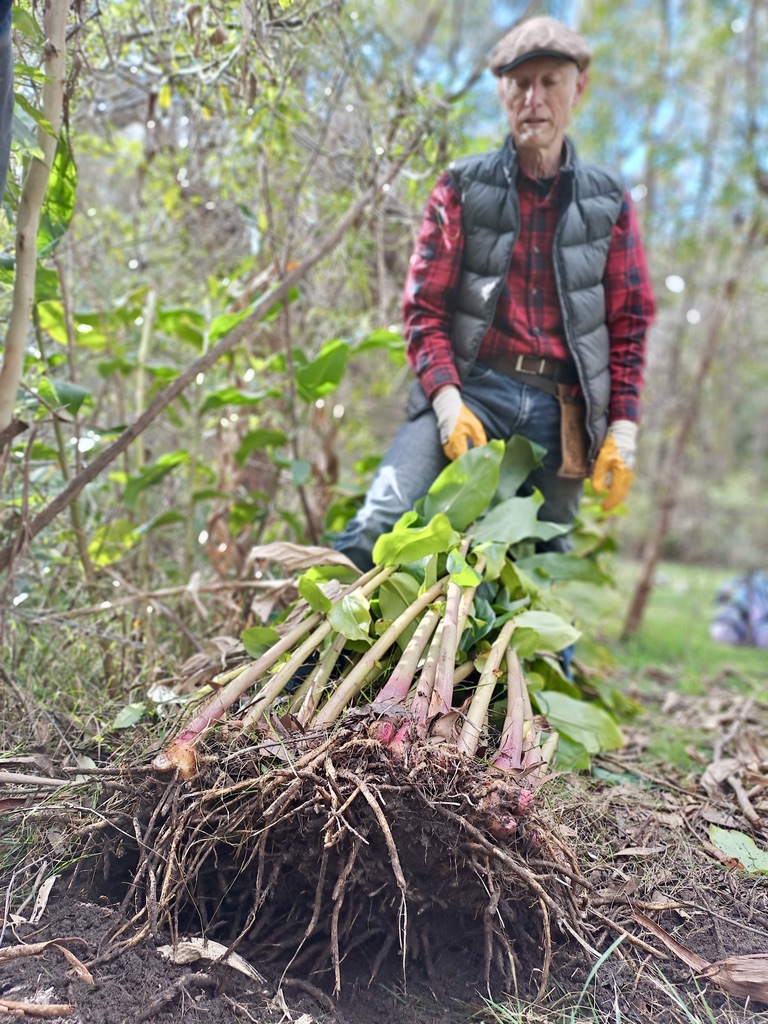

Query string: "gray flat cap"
[[488, 16, 592, 76]]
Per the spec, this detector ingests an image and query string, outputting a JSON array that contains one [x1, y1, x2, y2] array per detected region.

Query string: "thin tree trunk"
[[621, 216, 761, 640], [0, 1, 72, 436]]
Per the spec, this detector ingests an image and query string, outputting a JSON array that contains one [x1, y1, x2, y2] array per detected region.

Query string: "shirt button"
[[534, 245, 540, 254]]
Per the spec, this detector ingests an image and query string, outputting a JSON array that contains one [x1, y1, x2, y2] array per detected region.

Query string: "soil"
[[2, 687, 768, 1024]]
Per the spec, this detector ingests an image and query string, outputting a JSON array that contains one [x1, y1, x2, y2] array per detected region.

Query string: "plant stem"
[[410, 620, 444, 726], [240, 617, 335, 729], [312, 578, 448, 728], [457, 618, 517, 757], [153, 567, 389, 774], [372, 606, 440, 711], [491, 648, 526, 770], [292, 632, 347, 725], [429, 578, 463, 718]]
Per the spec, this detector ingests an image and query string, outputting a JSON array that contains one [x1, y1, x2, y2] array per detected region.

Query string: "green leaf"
[[553, 733, 592, 772], [111, 703, 147, 730], [88, 520, 139, 566], [38, 136, 78, 256], [446, 548, 482, 586], [472, 493, 547, 547], [298, 575, 332, 613], [295, 339, 349, 402], [495, 435, 546, 502], [13, 8, 43, 41], [512, 610, 580, 652], [241, 626, 280, 659], [123, 451, 190, 511], [373, 511, 460, 566], [422, 440, 504, 530], [35, 378, 91, 417], [708, 826, 768, 873], [516, 551, 610, 585], [201, 387, 277, 413], [377, 571, 422, 648], [209, 306, 258, 344], [235, 428, 288, 462], [533, 691, 624, 756], [328, 592, 371, 642], [290, 460, 311, 486]]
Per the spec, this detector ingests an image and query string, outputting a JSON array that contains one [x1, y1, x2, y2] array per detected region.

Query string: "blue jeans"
[[335, 363, 585, 571], [0, 3, 13, 199]]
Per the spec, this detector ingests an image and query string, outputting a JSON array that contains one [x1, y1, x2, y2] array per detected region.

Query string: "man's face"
[[499, 57, 588, 170]]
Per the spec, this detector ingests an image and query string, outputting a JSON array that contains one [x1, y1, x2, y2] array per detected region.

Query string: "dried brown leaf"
[[633, 909, 768, 1004], [246, 542, 359, 574]]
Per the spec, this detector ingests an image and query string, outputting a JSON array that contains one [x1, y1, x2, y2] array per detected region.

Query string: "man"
[[336, 16, 655, 571], [0, 0, 13, 198]]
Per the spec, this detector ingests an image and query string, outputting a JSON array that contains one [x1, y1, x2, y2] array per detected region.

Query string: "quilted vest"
[[444, 135, 624, 462]]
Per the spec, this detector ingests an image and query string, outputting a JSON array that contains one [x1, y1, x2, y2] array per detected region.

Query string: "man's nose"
[[525, 82, 542, 105]]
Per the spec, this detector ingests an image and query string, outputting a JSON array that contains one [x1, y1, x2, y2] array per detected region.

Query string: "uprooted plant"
[[87, 438, 627, 998]]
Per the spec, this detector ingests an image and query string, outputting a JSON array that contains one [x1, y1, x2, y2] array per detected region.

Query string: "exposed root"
[[82, 718, 595, 1001]]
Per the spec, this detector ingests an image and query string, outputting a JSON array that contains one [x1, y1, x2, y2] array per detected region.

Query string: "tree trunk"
[[0, 1, 73, 436]]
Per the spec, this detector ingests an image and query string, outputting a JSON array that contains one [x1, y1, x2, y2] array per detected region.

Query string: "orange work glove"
[[591, 419, 637, 511], [431, 385, 487, 462]]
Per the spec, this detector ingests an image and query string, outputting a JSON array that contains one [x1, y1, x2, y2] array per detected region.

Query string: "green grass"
[[567, 560, 767, 692]]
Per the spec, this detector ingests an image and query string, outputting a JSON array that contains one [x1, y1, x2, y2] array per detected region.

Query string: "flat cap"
[[488, 16, 592, 76]]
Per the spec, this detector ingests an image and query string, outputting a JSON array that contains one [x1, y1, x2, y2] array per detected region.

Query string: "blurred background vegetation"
[[0, 0, 766, 703]]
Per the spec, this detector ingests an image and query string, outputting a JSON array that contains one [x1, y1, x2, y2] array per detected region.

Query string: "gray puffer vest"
[[408, 135, 624, 464]]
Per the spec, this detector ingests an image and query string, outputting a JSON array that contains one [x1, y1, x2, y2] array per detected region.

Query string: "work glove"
[[431, 385, 487, 462], [591, 419, 637, 512]]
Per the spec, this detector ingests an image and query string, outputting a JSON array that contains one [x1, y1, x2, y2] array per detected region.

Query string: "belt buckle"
[[514, 354, 548, 375]]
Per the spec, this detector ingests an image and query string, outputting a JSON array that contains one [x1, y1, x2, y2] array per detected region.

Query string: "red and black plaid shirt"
[[403, 167, 655, 422]]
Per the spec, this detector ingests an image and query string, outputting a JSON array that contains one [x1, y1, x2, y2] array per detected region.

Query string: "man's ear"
[[573, 69, 589, 107]]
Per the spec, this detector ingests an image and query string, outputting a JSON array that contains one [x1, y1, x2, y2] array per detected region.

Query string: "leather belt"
[[484, 353, 580, 385]]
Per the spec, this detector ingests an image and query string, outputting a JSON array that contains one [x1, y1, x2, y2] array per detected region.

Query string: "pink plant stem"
[[429, 579, 463, 718], [152, 566, 391, 775], [410, 620, 444, 726], [457, 618, 517, 756], [311, 578, 448, 728], [373, 607, 440, 711], [491, 648, 526, 770]]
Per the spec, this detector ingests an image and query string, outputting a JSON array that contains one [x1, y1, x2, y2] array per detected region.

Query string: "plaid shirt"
[[403, 167, 655, 422]]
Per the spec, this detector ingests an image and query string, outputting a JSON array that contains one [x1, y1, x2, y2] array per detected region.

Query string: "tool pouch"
[[556, 384, 590, 479]]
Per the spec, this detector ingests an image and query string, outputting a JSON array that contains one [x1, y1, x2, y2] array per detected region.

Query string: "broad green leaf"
[[156, 307, 206, 348], [88, 520, 139, 566], [136, 510, 186, 534], [13, 7, 43, 41], [709, 826, 768, 873], [295, 339, 349, 402], [553, 733, 592, 772], [373, 512, 460, 566], [284, 459, 310, 486], [235, 428, 288, 462], [111, 703, 147, 730], [201, 388, 277, 413], [516, 551, 610, 585], [298, 575, 332, 613], [423, 440, 504, 530], [35, 378, 90, 417], [13, 91, 54, 136], [38, 137, 78, 256], [534, 691, 624, 755], [473, 541, 508, 581], [377, 571, 423, 649], [511, 627, 545, 659], [495, 435, 546, 502], [512, 610, 580, 652], [471, 494, 543, 547], [241, 626, 280, 659], [123, 451, 190, 511], [446, 548, 482, 586], [328, 592, 371, 643], [209, 306, 258, 344]]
